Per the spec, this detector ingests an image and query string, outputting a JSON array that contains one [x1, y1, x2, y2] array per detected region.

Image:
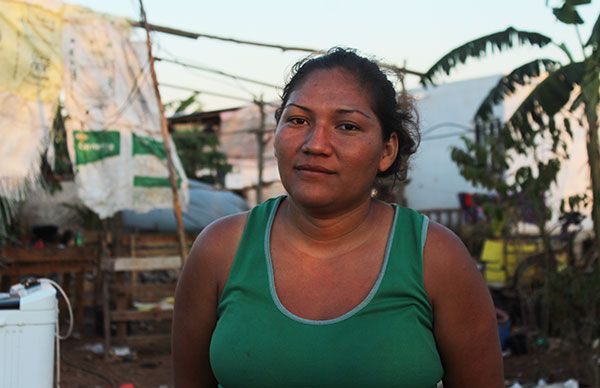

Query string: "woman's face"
[[274, 68, 398, 211]]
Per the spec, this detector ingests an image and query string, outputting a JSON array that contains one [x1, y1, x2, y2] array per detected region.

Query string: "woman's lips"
[[294, 164, 336, 175]]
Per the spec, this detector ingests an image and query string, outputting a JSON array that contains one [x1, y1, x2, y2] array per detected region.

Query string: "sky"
[[70, 0, 600, 112]]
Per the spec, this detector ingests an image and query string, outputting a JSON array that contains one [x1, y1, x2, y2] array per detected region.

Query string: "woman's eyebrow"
[[285, 104, 372, 120], [284, 103, 311, 112], [336, 108, 373, 119]]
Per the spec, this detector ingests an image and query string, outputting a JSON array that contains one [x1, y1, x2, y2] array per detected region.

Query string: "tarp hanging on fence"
[[0, 0, 64, 199], [62, 5, 188, 218]]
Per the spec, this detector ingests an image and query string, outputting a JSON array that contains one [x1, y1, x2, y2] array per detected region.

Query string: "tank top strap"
[[374, 205, 434, 328]]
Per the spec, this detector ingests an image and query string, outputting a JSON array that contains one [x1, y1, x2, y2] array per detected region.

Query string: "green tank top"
[[210, 196, 444, 387]]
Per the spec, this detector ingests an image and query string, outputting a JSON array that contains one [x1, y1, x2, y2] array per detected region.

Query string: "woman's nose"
[[301, 123, 332, 155]]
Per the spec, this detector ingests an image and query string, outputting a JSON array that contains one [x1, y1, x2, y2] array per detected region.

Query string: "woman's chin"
[[286, 189, 337, 210], [286, 191, 373, 217]]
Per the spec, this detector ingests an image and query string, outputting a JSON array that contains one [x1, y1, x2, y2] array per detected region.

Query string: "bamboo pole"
[[128, 20, 424, 78], [138, 0, 187, 264]]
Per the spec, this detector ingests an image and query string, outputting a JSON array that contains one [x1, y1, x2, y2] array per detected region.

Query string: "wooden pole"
[[127, 20, 425, 78], [255, 98, 266, 204], [138, 0, 187, 264]]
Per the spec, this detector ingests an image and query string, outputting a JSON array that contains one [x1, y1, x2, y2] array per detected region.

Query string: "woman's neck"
[[279, 196, 384, 252]]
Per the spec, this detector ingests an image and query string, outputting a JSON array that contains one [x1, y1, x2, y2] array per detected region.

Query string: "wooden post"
[[584, 100, 600, 264], [138, 0, 187, 264], [255, 98, 266, 204], [102, 273, 111, 358]]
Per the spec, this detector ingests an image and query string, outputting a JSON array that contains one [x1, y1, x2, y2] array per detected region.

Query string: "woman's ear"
[[378, 132, 399, 173]]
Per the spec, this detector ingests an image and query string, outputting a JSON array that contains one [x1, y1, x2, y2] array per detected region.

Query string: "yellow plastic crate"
[[484, 267, 508, 287], [480, 239, 542, 286]]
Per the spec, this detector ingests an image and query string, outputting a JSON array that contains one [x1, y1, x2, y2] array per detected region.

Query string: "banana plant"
[[423, 0, 600, 256]]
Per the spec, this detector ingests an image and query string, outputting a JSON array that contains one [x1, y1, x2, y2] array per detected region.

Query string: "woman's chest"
[[273, 250, 383, 320], [269, 238, 387, 321], [211, 290, 443, 388]]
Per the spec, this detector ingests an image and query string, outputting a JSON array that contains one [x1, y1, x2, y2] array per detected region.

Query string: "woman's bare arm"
[[424, 222, 503, 387], [172, 213, 247, 387]]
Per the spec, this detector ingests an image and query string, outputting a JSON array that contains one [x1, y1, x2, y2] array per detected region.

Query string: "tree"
[[421, 0, 600, 257], [166, 92, 233, 186], [171, 128, 232, 186]]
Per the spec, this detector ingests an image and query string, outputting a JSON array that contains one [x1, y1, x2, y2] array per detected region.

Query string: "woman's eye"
[[339, 123, 359, 131], [288, 117, 308, 125]]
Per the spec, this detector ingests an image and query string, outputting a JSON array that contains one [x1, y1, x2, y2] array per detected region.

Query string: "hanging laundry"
[[62, 5, 188, 218], [0, 0, 64, 199]]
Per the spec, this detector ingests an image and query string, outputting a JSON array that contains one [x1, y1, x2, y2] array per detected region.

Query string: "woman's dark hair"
[[274, 47, 420, 182]]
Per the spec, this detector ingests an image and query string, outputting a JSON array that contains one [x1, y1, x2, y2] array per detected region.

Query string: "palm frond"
[[505, 61, 584, 146], [552, 2, 584, 24], [556, 42, 575, 63], [585, 13, 600, 48], [474, 59, 561, 121], [581, 47, 600, 107], [421, 28, 552, 86]]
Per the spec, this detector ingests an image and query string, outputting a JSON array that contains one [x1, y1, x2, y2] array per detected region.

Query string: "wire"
[[155, 56, 281, 90], [421, 132, 470, 141], [39, 278, 74, 339], [38, 278, 74, 388], [160, 82, 255, 103], [103, 57, 152, 128], [421, 121, 475, 136], [155, 46, 260, 100]]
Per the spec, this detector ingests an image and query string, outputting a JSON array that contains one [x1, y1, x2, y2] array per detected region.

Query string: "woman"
[[172, 48, 503, 387]]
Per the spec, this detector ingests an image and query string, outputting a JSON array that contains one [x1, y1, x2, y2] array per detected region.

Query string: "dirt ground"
[[60, 337, 173, 388], [58, 336, 586, 388]]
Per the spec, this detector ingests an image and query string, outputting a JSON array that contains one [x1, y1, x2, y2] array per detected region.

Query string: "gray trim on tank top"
[[421, 215, 430, 256], [264, 196, 400, 325]]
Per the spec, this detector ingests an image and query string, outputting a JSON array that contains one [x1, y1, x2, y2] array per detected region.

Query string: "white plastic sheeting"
[[62, 5, 188, 219], [0, 0, 64, 200]]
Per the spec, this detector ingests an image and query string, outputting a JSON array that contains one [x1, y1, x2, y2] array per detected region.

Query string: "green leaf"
[[556, 42, 575, 62], [585, 13, 600, 47], [174, 92, 200, 114], [564, 117, 573, 139], [420, 28, 552, 86], [505, 61, 585, 145], [474, 58, 561, 121], [553, 3, 584, 24], [567, 0, 591, 6]]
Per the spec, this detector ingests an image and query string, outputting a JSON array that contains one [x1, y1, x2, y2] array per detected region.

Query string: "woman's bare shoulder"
[[423, 221, 503, 386], [422, 220, 490, 305], [182, 211, 249, 288], [192, 211, 249, 257], [173, 211, 249, 386], [423, 221, 477, 284]]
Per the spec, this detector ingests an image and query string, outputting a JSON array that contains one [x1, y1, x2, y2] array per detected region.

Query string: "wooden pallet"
[[101, 233, 194, 351]]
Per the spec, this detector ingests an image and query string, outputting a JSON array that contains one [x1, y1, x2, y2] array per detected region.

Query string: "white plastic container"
[[0, 282, 57, 388]]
